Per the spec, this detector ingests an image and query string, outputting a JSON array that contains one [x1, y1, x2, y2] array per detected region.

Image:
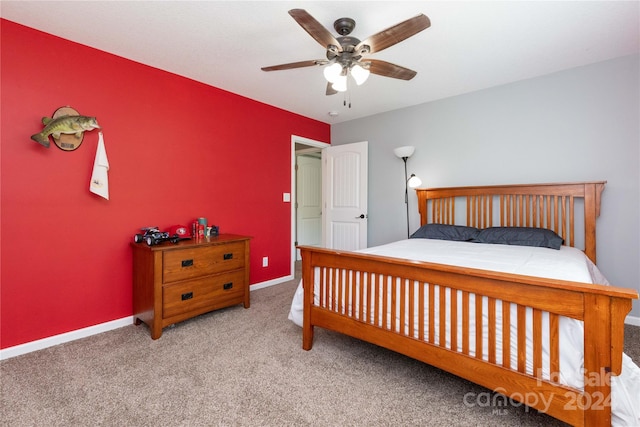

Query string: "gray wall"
[[332, 54, 640, 319]]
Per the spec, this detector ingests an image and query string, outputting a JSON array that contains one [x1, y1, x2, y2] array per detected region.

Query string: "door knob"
[[356, 214, 366, 219]]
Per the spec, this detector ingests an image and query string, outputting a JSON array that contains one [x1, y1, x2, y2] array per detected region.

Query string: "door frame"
[[291, 135, 330, 278]]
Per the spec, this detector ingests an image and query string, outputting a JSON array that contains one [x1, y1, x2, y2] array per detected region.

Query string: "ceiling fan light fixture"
[[332, 75, 348, 92], [351, 63, 370, 85], [323, 62, 343, 83]]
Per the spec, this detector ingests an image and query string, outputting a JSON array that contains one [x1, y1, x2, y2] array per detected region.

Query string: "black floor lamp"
[[394, 146, 422, 238]]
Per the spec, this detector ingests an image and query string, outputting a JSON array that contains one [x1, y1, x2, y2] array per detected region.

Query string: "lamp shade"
[[351, 64, 370, 85], [408, 174, 422, 188], [393, 146, 415, 159], [323, 63, 343, 83], [332, 75, 348, 92]]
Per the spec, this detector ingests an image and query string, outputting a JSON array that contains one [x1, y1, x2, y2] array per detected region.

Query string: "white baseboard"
[[0, 316, 134, 361], [250, 274, 295, 291], [626, 315, 640, 327]]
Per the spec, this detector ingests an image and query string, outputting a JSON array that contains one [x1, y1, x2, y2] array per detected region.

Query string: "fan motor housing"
[[337, 36, 360, 50], [326, 35, 362, 61]]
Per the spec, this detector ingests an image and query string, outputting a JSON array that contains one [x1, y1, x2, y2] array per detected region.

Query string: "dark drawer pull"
[[181, 292, 193, 301], [181, 259, 194, 267], [223, 253, 233, 260], [223, 282, 233, 290]]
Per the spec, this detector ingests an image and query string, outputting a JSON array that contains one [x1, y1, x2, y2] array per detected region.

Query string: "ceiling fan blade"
[[326, 82, 338, 96], [367, 59, 417, 80], [261, 60, 325, 72], [356, 14, 430, 55], [289, 9, 342, 51]]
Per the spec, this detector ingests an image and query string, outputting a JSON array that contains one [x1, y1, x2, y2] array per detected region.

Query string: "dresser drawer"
[[162, 269, 245, 319], [162, 242, 245, 283]]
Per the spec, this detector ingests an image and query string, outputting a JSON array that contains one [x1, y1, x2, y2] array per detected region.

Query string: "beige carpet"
[[1, 273, 638, 426]]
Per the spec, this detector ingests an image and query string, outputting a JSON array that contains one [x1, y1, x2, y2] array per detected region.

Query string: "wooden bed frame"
[[298, 182, 638, 427]]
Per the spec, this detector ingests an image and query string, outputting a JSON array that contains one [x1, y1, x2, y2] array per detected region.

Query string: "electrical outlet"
[[262, 257, 269, 267]]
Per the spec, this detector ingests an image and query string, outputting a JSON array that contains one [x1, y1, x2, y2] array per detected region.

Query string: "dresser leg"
[[150, 327, 162, 340]]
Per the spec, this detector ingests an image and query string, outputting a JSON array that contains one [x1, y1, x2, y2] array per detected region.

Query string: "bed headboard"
[[416, 182, 606, 263]]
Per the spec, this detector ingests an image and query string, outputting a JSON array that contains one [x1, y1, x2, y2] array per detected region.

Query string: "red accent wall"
[[0, 20, 330, 349]]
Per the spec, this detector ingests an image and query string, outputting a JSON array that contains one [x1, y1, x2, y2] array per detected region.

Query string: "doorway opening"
[[290, 135, 330, 278]]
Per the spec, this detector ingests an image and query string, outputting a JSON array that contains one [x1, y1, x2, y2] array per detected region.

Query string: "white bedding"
[[289, 239, 640, 426]]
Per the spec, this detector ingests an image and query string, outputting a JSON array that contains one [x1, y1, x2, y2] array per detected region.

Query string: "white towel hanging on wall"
[[90, 131, 109, 200]]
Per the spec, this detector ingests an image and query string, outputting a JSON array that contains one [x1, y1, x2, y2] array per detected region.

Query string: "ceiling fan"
[[261, 9, 431, 96]]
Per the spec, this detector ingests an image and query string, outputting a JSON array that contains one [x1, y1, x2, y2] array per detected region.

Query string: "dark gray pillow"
[[410, 224, 480, 241], [473, 227, 564, 250]]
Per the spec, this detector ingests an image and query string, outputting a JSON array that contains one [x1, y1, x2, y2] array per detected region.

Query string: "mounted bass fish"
[[31, 114, 100, 149]]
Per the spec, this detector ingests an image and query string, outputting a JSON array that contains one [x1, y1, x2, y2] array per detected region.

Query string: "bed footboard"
[[299, 246, 637, 427]]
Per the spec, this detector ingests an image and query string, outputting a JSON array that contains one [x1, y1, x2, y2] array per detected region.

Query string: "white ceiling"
[[2, 1, 638, 124]]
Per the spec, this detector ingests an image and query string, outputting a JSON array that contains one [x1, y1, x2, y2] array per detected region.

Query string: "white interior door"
[[322, 141, 368, 250], [295, 154, 322, 260]]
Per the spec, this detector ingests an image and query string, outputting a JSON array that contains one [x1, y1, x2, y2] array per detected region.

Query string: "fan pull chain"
[[343, 83, 347, 107], [342, 93, 352, 108], [341, 93, 353, 108], [342, 80, 352, 108]]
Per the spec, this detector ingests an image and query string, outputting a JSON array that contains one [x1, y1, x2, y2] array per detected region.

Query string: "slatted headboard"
[[416, 182, 606, 263]]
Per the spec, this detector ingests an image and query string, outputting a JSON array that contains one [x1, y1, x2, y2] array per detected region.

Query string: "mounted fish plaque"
[[30, 106, 100, 151]]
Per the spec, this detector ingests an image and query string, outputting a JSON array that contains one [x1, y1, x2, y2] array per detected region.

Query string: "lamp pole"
[[402, 156, 410, 238], [394, 145, 419, 240]]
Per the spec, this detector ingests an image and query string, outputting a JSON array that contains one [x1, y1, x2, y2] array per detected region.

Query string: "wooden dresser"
[[131, 234, 251, 339]]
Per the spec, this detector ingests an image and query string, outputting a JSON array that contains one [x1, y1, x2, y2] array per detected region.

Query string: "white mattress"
[[289, 239, 640, 426]]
